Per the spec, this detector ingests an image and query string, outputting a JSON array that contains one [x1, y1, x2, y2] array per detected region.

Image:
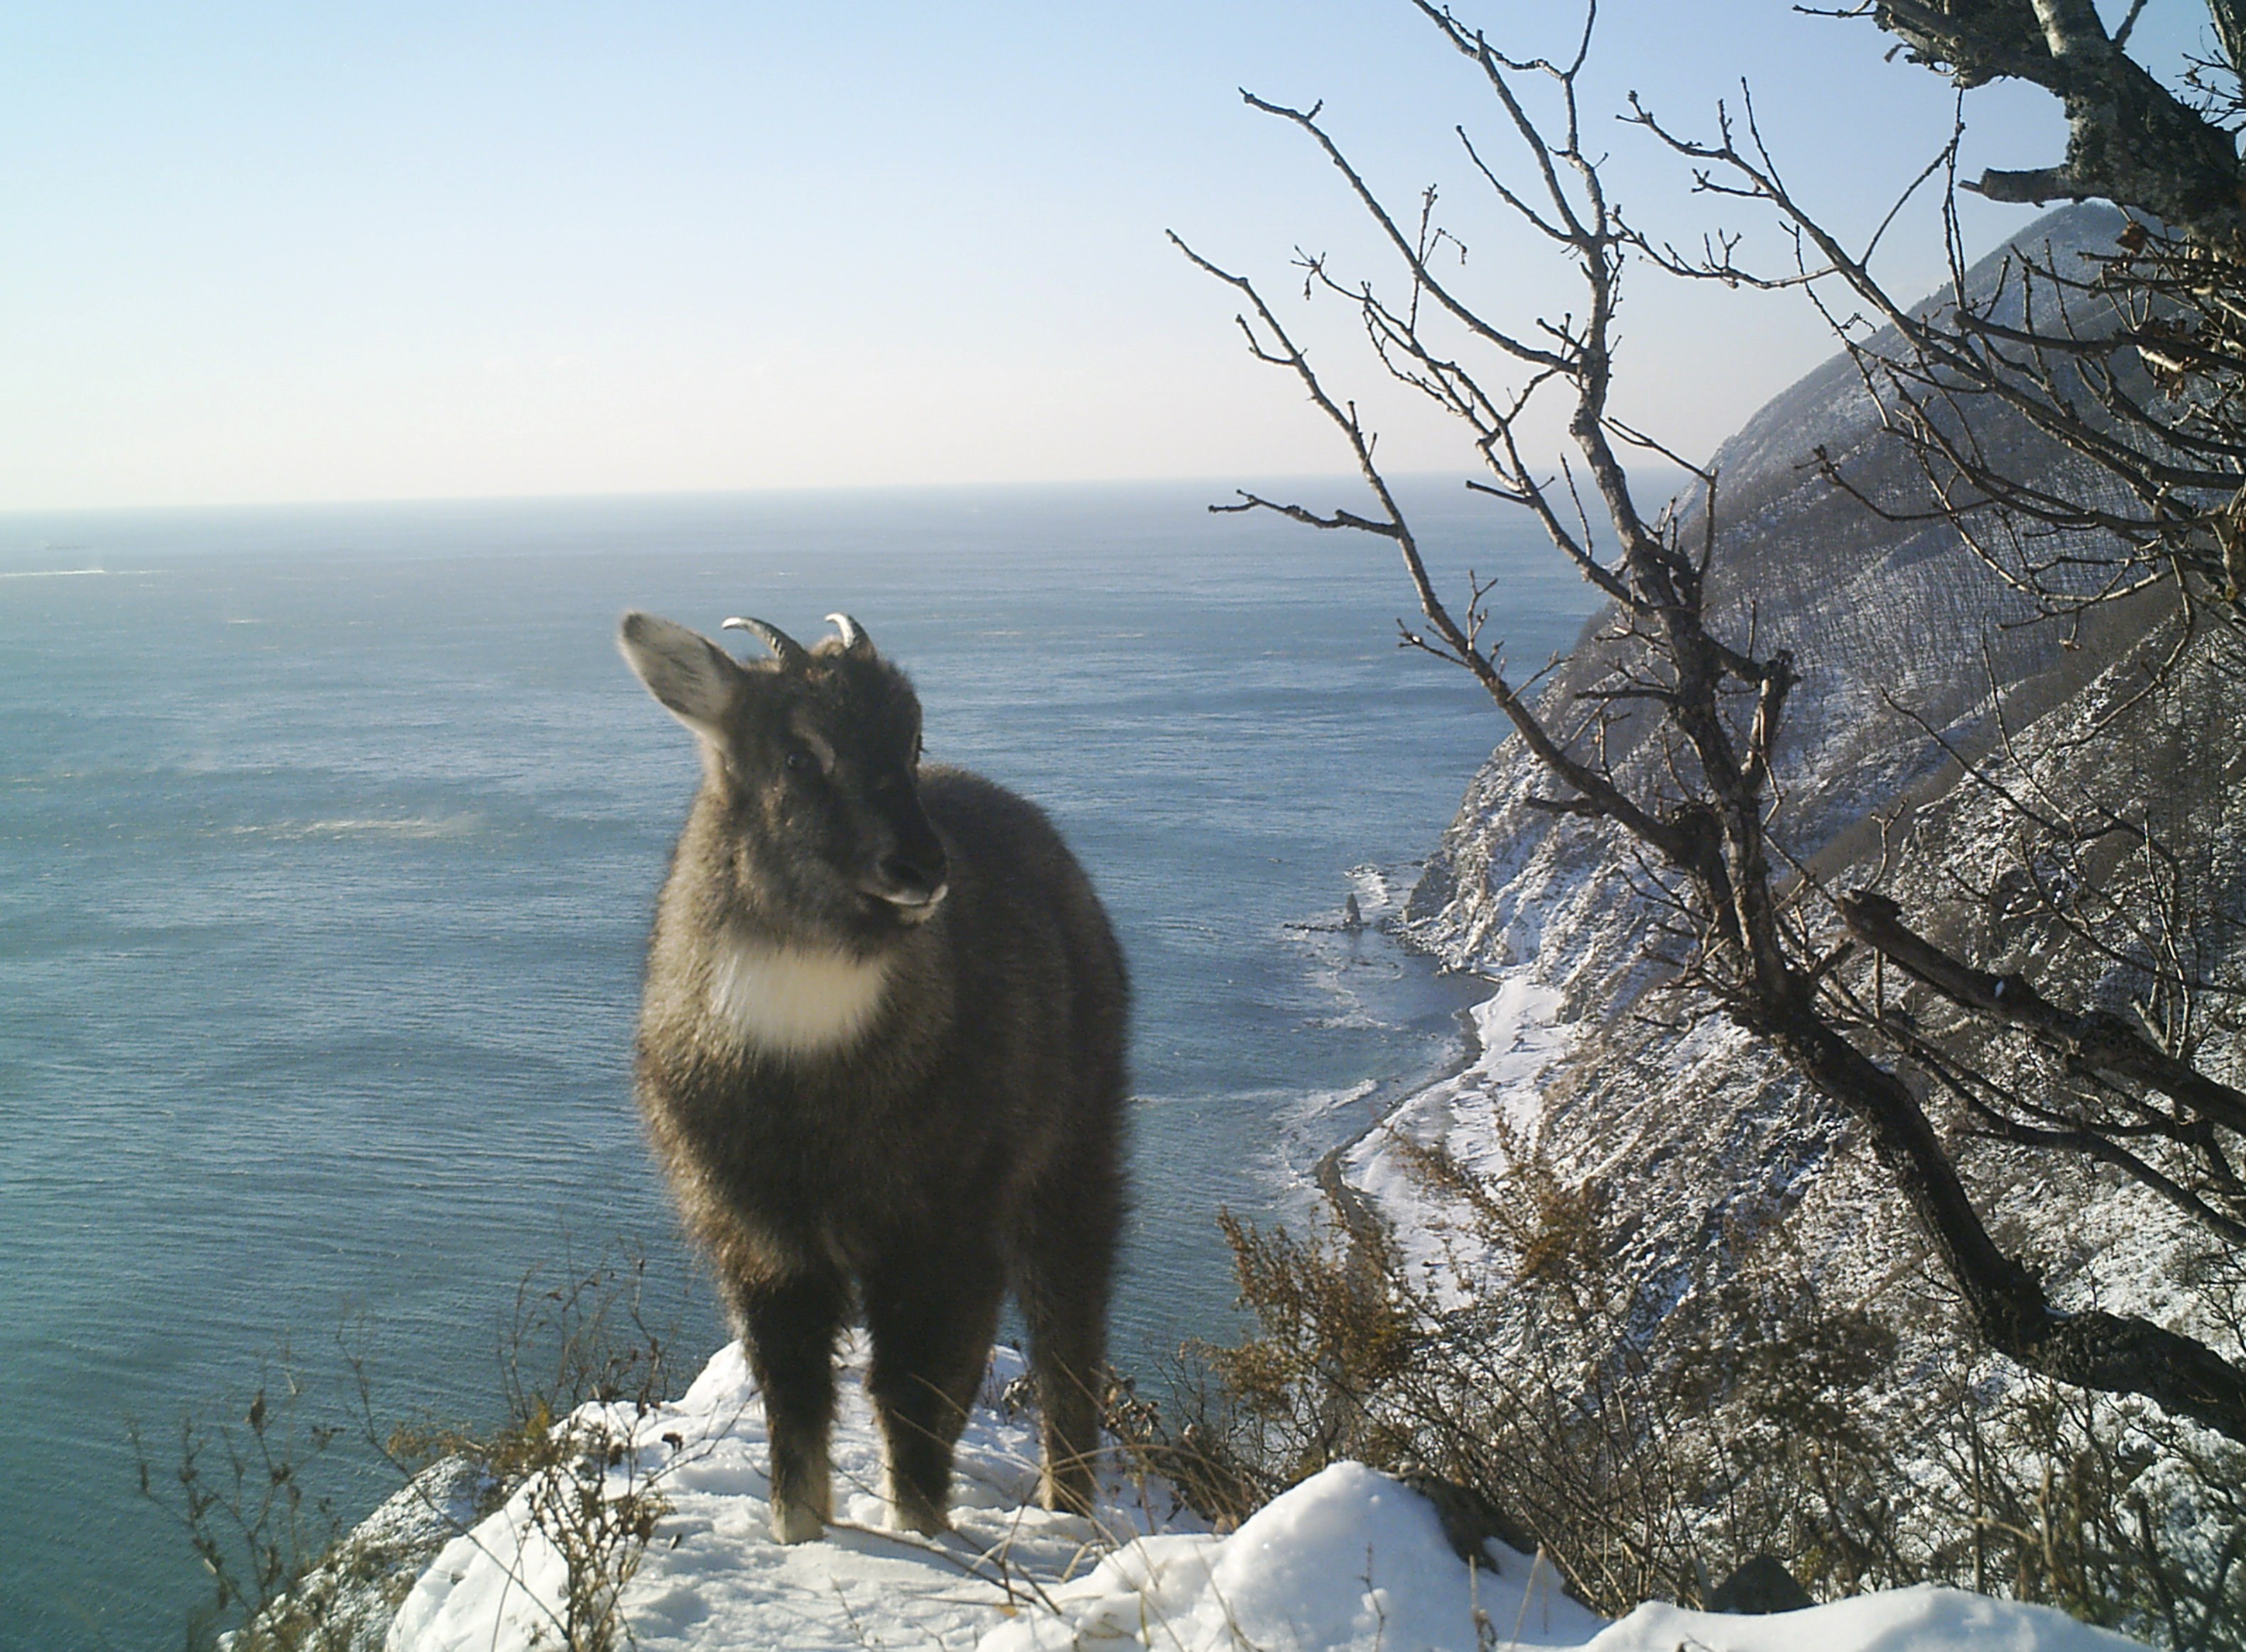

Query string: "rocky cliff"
[[1380, 199, 2243, 1355]]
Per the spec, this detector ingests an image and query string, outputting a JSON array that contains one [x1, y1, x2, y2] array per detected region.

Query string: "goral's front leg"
[[733, 1268, 848, 1543], [862, 1246, 1004, 1537]]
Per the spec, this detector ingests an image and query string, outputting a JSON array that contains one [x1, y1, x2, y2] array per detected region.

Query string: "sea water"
[[0, 481, 1591, 1650]]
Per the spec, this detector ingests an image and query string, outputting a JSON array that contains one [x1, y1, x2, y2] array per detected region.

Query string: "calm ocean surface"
[[0, 481, 1589, 1651]]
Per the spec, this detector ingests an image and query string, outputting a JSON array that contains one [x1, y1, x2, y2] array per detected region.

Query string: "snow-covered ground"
[[384, 1337, 2151, 1652]]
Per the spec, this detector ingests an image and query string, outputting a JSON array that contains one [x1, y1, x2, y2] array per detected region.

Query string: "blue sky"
[[0, 1, 2198, 508]]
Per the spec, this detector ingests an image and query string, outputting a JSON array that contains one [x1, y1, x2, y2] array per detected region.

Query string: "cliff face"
[[1412, 202, 2139, 978], [1384, 200, 2243, 1342]]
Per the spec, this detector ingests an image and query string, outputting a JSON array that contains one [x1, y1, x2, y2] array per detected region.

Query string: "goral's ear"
[[617, 612, 749, 741]]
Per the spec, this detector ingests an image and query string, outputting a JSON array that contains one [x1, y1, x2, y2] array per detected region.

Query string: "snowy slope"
[[1379, 202, 2233, 1325], [1315, 202, 2242, 1646], [389, 1339, 1188, 1652], [382, 1340, 2149, 1651]]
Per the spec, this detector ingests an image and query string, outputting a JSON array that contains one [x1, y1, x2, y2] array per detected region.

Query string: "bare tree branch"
[[1188, 0, 2246, 1447]]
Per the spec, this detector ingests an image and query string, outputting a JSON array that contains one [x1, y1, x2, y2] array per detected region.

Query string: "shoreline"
[[1310, 921, 1493, 1251], [1311, 947, 1578, 1266]]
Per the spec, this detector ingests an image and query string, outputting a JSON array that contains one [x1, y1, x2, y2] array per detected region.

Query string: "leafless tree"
[[1637, 2, 2246, 638], [1870, 0, 2244, 235], [1174, 0, 2246, 1445]]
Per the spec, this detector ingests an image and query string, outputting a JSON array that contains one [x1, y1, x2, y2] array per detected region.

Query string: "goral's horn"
[[722, 616, 811, 670], [825, 612, 873, 654]]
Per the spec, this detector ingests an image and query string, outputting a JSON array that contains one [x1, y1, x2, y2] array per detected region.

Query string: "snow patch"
[[1586, 1587, 2149, 1652], [383, 1340, 2152, 1652], [986, 1459, 1605, 1651]]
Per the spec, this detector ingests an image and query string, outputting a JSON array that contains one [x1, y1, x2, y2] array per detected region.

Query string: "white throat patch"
[[708, 938, 891, 1055]]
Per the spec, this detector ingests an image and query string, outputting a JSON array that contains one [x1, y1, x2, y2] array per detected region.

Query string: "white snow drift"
[[384, 1337, 2149, 1652]]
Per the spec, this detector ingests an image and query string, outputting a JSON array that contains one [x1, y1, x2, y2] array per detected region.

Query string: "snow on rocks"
[[1587, 1587, 2151, 1652], [984, 1458, 1605, 1652], [992, 1466, 2149, 1652], [383, 1336, 2151, 1652]]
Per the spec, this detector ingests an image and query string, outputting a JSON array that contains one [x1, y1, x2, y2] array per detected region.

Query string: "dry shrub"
[[379, 1244, 682, 1652], [131, 1348, 348, 1652], [1128, 1134, 2246, 1648], [143, 1244, 683, 1652]]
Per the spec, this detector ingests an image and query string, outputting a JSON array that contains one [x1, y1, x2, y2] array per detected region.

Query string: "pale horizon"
[[4, 1, 2200, 512]]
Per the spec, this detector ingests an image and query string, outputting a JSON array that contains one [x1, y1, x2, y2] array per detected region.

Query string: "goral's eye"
[[783, 749, 815, 775]]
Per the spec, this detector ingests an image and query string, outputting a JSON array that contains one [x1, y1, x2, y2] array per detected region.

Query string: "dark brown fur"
[[619, 610, 1128, 1542]]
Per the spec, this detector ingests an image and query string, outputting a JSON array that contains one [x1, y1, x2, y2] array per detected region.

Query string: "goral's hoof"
[[770, 1499, 826, 1545], [889, 1494, 951, 1538], [1040, 1467, 1097, 1517]]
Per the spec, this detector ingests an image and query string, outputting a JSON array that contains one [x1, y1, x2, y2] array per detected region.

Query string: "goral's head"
[[619, 609, 948, 946]]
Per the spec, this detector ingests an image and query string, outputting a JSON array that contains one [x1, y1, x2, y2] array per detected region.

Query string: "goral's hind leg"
[[1019, 1148, 1122, 1515], [862, 1244, 1004, 1536], [729, 1267, 849, 1544]]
